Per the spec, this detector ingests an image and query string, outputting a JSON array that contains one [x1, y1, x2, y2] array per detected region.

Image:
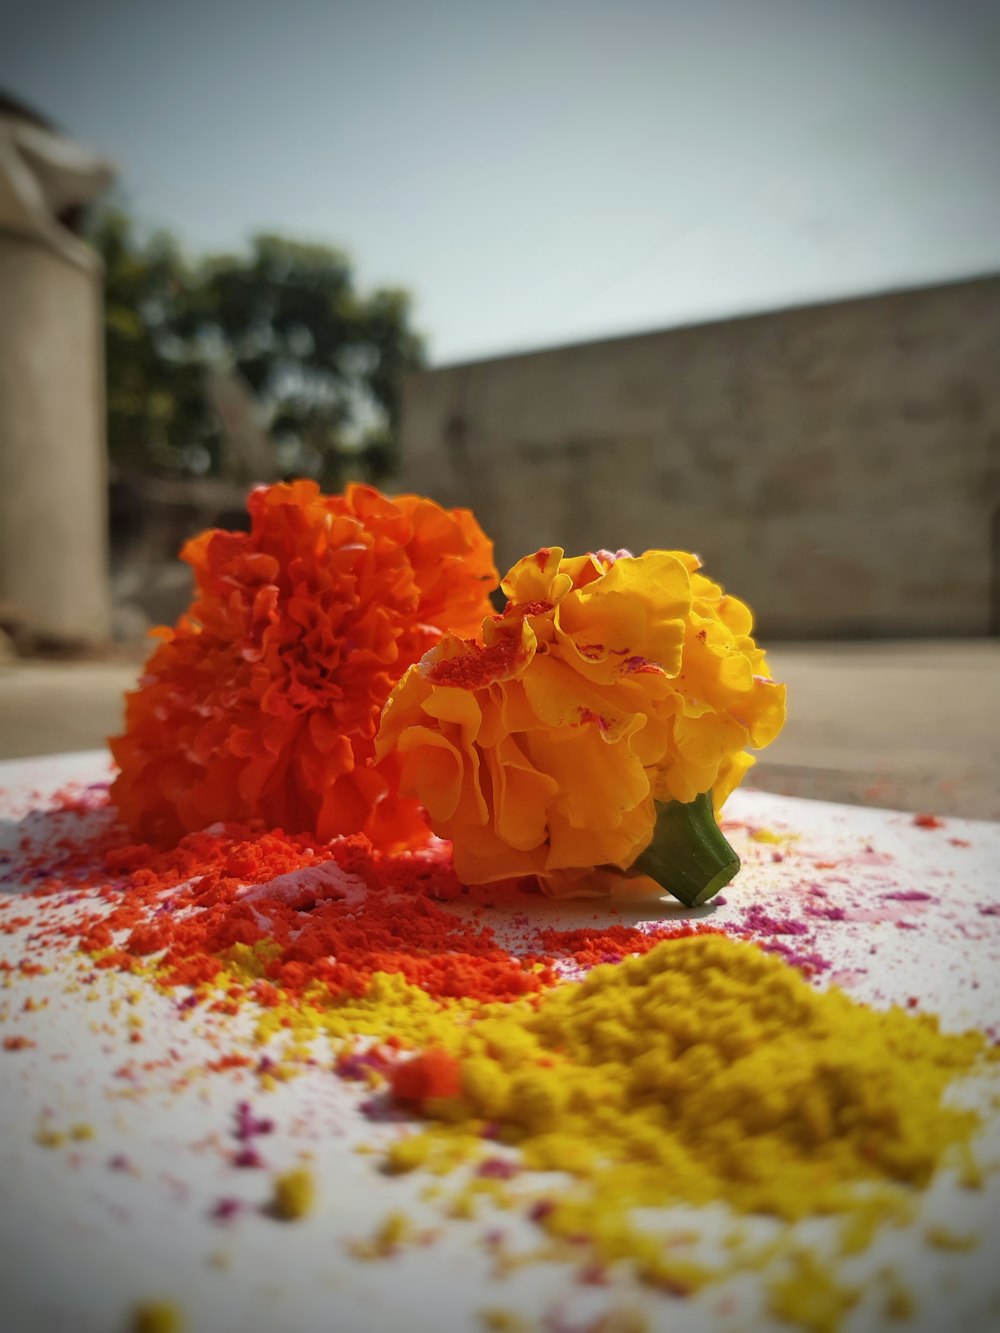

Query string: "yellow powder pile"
[[385, 935, 993, 1287], [202, 930, 993, 1315]]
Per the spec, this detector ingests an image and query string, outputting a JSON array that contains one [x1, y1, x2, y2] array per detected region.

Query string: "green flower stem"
[[632, 791, 740, 906]]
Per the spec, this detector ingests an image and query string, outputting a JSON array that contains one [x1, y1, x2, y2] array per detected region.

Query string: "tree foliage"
[[93, 210, 425, 486]]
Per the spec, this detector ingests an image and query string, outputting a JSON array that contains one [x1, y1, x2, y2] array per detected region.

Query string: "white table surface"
[[1, 751, 998, 1333]]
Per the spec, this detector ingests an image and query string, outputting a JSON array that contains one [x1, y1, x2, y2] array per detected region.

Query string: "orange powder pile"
[[10, 799, 718, 1011]]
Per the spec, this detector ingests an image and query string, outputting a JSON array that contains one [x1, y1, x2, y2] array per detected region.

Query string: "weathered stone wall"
[[400, 275, 1000, 638]]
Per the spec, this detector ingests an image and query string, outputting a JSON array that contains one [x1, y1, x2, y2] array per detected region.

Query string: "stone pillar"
[[0, 104, 114, 648]]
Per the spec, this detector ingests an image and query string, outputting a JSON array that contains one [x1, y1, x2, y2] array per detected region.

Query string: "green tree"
[[96, 209, 205, 474], [93, 211, 425, 485]]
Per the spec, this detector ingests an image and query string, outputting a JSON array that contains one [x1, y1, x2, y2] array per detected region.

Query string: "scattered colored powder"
[[130, 1300, 183, 1333], [271, 1167, 316, 1220], [5, 789, 1000, 1322], [768, 1251, 859, 1333], [233, 1146, 266, 1169], [392, 1047, 463, 1102], [425, 631, 528, 690], [234, 1101, 274, 1141], [749, 827, 786, 845], [924, 1225, 978, 1251], [349, 1210, 418, 1259], [479, 1308, 533, 1332], [739, 905, 812, 936], [880, 1274, 915, 1321], [756, 939, 832, 977]]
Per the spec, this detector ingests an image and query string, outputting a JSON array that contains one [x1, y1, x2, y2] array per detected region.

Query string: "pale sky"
[[4, 0, 1000, 364]]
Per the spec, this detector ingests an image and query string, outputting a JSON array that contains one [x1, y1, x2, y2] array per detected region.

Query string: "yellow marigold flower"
[[376, 546, 785, 899]]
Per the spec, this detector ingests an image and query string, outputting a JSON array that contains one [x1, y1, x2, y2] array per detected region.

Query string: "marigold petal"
[[494, 680, 540, 739], [546, 796, 655, 872], [315, 765, 389, 842], [501, 547, 570, 607], [397, 727, 465, 824], [452, 835, 548, 884], [713, 751, 756, 809], [716, 593, 755, 638], [309, 709, 345, 755], [558, 551, 690, 680], [520, 655, 626, 735], [748, 680, 787, 749], [420, 686, 484, 745], [487, 739, 559, 852], [527, 724, 649, 830]]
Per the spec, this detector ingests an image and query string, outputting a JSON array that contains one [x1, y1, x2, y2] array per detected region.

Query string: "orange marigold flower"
[[376, 546, 785, 888], [110, 481, 497, 847]]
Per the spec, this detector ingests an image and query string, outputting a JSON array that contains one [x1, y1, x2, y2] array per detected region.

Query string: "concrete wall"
[[400, 275, 1000, 638], [0, 231, 111, 646]]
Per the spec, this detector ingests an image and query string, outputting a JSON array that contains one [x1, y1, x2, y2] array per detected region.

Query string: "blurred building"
[[400, 274, 1000, 639], [0, 93, 114, 651]]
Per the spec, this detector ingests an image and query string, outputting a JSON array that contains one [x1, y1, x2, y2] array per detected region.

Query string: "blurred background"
[[1, 0, 998, 814]]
